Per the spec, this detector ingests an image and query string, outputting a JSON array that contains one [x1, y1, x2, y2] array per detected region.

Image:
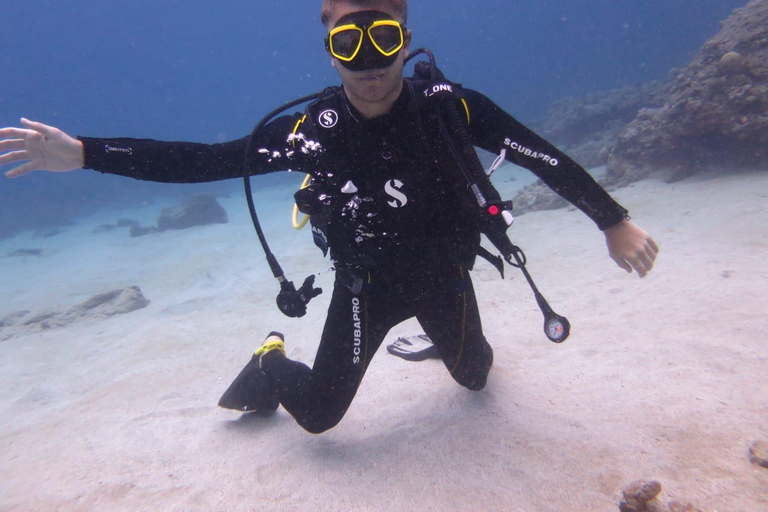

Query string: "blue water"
[[0, 0, 745, 237]]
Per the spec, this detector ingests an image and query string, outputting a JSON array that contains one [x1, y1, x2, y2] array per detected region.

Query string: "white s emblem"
[[318, 109, 339, 128], [385, 179, 408, 208]]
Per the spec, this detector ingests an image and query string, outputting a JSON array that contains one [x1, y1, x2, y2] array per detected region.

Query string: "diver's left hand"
[[603, 220, 659, 278]]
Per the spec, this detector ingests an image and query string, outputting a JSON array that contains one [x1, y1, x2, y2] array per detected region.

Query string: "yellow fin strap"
[[254, 339, 286, 357]]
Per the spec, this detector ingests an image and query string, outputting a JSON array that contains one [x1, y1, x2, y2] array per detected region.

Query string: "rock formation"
[[0, 286, 149, 341], [749, 440, 768, 468], [157, 194, 228, 232], [619, 480, 664, 512], [126, 194, 228, 237], [606, 0, 768, 185], [538, 82, 664, 169], [618, 480, 702, 512]]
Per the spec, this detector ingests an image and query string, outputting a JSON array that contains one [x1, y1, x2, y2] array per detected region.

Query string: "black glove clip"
[[276, 275, 323, 318]]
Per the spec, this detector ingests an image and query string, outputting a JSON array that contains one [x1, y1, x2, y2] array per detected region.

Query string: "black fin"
[[218, 355, 279, 412]]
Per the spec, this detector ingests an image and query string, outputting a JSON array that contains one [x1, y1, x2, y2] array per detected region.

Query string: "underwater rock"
[[619, 480, 663, 512], [5, 249, 46, 258], [129, 225, 159, 238], [93, 218, 140, 234], [120, 195, 227, 237], [719, 51, 748, 75], [0, 287, 149, 340], [32, 227, 66, 239], [0, 311, 30, 329], [23, 311, 58, 327], [156, 194, 228, 232], [116, 218, 140, 228], [510, 179, 570, 216], [66, 286, 150, 319], [749, 440, 768, 468], [618, 480, 704, 512], [606, 0, 768, 186], [93, 224, 120, 233], [667, 502, 702, 512], [539, 82, 664, 169]]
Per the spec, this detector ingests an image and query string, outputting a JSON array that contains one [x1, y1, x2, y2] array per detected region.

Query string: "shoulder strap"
[[302, 86, 354, 180]]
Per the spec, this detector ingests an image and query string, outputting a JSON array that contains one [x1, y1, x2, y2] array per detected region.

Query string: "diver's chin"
[[341, 62, 404, 110], [357, 71, 387, 82], [345, 81, 398, 109]]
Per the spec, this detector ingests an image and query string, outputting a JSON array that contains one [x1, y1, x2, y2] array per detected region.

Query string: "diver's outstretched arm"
[[0, 119, 84, 178], [603, 220, 659, 278]]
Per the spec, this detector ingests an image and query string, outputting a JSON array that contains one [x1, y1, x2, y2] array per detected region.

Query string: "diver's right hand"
[[0, 118, 84, 178]]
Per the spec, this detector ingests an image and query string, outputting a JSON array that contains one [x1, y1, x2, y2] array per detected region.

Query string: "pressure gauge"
[[545, 316, 570, 343]]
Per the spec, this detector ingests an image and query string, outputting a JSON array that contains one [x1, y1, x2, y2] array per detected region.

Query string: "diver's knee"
[[452, 353, 493, 391], [295, 410, 345, 434], [459, 372, 490, 391]]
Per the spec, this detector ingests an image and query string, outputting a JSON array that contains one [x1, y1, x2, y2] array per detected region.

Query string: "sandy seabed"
[[1, 169, 766, 511]]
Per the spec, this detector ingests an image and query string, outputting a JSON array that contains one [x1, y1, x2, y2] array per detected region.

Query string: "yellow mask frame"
[[327, 20, 405, 62]]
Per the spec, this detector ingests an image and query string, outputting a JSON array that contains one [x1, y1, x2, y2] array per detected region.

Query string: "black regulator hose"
[[242, 90, 331, 318]]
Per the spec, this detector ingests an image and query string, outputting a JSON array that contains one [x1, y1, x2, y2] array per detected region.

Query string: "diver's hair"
[[321, 0, 408, 27]]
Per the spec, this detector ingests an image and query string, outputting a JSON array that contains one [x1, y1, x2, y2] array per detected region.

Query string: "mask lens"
[[330, 27, 363, 61], [369, 24, 403, 55]]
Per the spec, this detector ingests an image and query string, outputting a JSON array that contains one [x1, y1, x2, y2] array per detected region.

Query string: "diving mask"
[[325, 10, 406, 71]]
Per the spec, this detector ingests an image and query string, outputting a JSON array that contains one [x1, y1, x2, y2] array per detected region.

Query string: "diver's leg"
[[262, 274, 407, 433], [416, 265, 493, 390]]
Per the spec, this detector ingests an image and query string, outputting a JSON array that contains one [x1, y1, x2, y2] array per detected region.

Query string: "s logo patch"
[[385, 179, 408, 208], [318, 110, 339, 128]]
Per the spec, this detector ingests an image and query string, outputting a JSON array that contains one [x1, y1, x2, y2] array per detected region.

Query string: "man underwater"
[[0, 0, 658, 434]]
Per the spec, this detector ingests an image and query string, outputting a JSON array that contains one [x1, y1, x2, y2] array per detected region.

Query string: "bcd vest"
[[295, 79, 483, 271]]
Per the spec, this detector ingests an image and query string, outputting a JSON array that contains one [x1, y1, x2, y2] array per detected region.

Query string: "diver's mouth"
[[359, 72, 385, 81]]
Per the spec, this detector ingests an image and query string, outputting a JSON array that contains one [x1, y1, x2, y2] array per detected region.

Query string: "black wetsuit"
[[79, 82, 627, 433]]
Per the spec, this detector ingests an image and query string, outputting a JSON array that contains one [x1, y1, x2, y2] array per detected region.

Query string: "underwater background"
[[3, 4, 768, 510], [0, 0, 746, 237]]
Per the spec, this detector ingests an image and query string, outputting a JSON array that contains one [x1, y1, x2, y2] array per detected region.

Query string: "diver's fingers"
[[5, 161, 37, 178], [20, 118, 61, 138], [611, 254, 633, 274], [0, 139, 26, 152], [0, 127, 33, 140], [647, 237, 660, 256], [628, 258, 647, 278], [637, 252, 654, 276], [0, 150, 28, 167], [627, 249, 655, 278], [644, 244, 658, 264], [639, 238, 659, 276]]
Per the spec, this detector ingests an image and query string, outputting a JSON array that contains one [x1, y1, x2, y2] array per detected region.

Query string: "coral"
[[606, 0, 768, 186]]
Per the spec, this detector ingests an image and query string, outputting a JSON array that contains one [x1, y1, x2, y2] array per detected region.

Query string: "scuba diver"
[[0, 0, 658, 434]]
